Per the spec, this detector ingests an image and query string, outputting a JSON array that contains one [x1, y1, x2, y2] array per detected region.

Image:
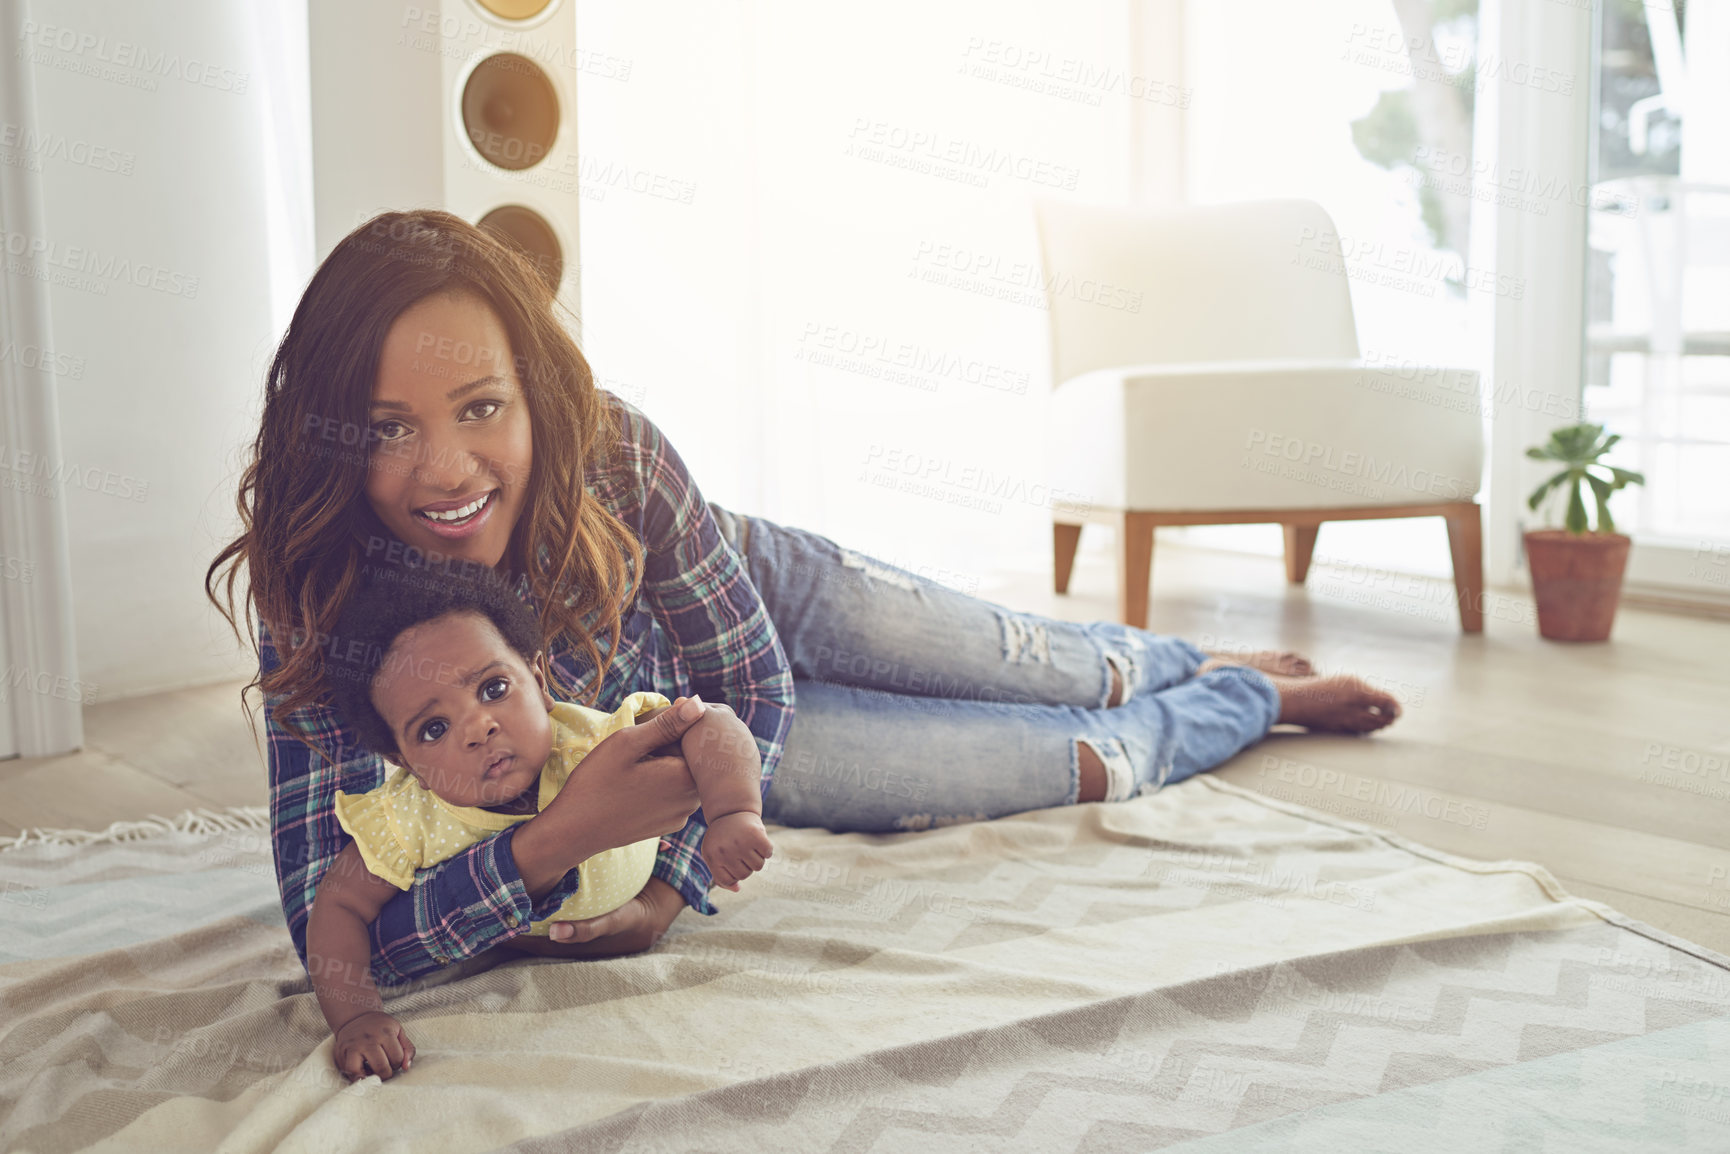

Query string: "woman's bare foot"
[[1196, 652, 1395, 732], [1201, 649, 1314, 677], [1265, 671, 1400, 733]]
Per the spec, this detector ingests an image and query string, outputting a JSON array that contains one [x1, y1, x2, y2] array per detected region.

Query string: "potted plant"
[[1523, 422, 1645, 641]]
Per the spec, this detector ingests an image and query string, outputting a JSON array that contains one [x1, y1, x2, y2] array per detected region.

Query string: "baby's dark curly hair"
[[324, 555, 545, 763]]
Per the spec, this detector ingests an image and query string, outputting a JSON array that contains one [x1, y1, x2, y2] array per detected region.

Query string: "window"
[[1582, 0, 1730, 578]]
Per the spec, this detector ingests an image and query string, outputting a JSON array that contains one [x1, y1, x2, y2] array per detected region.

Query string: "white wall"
[[574, 0, 1164, 593], [19, 0, 309, 699]]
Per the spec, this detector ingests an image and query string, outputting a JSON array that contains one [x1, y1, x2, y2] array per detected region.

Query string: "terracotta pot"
[[1523, 530, 1632, 642]]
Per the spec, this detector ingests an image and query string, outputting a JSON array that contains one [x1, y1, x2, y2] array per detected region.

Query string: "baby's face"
[[369, 610, 556, 809]]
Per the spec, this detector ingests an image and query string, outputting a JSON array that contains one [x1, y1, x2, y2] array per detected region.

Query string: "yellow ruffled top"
[[333, 692, 670, 934]]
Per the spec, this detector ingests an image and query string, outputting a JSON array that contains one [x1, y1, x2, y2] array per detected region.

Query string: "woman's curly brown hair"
[[205, 209, 644, 758]]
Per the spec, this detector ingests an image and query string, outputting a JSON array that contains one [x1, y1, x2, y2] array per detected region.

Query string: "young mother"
[[206, 210, 1398, 989]]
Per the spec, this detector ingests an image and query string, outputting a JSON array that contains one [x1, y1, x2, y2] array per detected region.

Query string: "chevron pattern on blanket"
[[3, 780, 1727, 1152]]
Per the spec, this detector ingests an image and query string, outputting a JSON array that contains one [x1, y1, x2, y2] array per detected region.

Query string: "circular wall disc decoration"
[[461, 53, 559, 171], [478, 205, 563, 293], [473, 0, 554, 19]]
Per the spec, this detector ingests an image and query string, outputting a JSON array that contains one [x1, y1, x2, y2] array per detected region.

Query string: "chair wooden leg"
[[1118, 513, 1155, 629], [1444, 506, 1484, 634], [1283, 523, 1319, 584], [1053, 522, 1082, 594]]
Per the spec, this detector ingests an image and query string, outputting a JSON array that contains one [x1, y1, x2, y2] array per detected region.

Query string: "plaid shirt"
[[263, 393, 795, 987]]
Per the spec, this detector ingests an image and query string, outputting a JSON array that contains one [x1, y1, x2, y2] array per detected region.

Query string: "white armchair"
[[1032, 198, 1486, 632]]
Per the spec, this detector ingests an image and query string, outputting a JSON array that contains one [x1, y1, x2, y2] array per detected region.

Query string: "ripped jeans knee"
[[1077, 736, 1168, 802]]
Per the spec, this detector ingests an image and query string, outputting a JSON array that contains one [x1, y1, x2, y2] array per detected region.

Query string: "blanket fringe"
[[0, 805, 272, 853]]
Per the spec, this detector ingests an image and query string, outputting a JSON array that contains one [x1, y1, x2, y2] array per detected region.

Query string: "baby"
[[305, 559, 772, 1083]]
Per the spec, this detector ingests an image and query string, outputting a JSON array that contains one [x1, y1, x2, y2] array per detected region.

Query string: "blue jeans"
[[708, 503, 1280, 832]]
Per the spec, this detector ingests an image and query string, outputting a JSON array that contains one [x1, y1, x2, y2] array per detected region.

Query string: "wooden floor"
[[5, 538, 1729, 955]]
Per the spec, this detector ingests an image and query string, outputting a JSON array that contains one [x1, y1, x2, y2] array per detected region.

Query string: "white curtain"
[[6, 0, 310, 701]]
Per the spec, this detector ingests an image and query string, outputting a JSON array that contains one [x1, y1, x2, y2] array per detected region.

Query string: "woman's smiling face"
[[367, 292, 533, 570]]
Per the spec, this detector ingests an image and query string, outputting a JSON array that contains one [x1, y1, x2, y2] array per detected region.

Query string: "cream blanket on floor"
[[3, 777, 1727, 1152]]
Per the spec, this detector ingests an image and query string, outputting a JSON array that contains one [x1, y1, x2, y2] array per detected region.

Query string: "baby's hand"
[[334, 1010, 416, 1083], [702, 812, 774, 891]]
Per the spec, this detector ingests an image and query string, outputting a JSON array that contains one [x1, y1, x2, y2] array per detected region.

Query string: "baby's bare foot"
[[1266, 672, 1400, 733], [703, 813, 774, 891], [1201, 649, 1314, 677]]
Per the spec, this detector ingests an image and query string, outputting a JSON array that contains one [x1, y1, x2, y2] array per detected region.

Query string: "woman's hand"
[[334, 1010, 415, 1082], [511, 697, 707, 898], [553, 695, 707, 840], [507, 877, 686, 956]]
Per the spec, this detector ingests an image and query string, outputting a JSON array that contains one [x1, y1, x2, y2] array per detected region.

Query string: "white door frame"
[[0, 0, 86, 759], [1481, 0, 1595, 590]]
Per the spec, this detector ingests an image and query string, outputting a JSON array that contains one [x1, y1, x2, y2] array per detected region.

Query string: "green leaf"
[[1606, 466, 1646, 488], [1585, 473, 1616, 534], [1433, 0, 1479, 26], [1527, 471, 1568, 512], [1565, 478, 1589, 533], [1545, 422, 1608, 466], [1526, 422, 1644, 528], [1351, 89, 1418, 173]]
